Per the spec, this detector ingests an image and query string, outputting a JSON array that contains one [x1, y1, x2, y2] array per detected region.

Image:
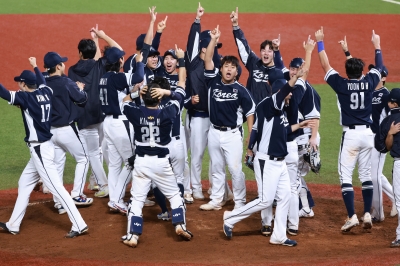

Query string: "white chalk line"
[[382, 0, 400, 5]]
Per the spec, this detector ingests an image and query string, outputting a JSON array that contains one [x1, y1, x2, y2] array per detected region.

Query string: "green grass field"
[[0, 0, 400, 14], [1, 83, 400, 189]]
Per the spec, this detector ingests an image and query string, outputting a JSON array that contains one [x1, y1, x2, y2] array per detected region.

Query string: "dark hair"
[[78, 39, 97, 59], [143, 83, 161, 107], [345, 58, 364, 79], [260, 40, 273, 51], [152, 77, 171, 91], [221, 56, 240, 68], [105, 61, 121, 72], [102, 45, 111, 55], [46, 63, 62, 74], [26, 84, 37, 90]]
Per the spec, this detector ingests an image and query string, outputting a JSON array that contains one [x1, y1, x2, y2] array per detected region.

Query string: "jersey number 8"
[[350, 92, 365, 110]]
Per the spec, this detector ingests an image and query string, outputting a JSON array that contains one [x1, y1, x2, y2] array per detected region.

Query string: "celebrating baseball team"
[[1, 3, 400, 249]]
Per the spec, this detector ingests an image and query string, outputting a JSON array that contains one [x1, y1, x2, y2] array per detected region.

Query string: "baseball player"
[[231, 7, 284, 105], [338, 37, 397, 221], [223, 69, 312, 247], [315, 27, 383, 232], [68, 26, 124, 198], [0, 58, 88, 238], [199, 26, 255, 211], [44, 51, 92, 214], [375, 88, 400, 247], [121, 55, 193, 247]]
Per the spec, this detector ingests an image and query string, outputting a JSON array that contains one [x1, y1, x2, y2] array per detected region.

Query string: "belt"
[[112, 115, 127, 120], [137, 154, 169, 158], [269, 156, 285, 161], [212, 125, 241, 131], [26, 141, 45, 147], [349, 125, 369, 129]]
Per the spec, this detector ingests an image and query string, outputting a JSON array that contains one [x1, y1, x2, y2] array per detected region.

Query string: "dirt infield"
[[0, 181, 399, 265]]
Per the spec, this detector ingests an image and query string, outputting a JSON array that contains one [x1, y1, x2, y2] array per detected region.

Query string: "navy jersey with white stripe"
[[371, 87, 390, 134], [123, 92, 182, 157], [204, 69, 255, 127], [298, 82, 321, 135], [325, 68, 381, 126], [284, 79, 306, 141], [0, 84, 53, 142], [99, 63, 144, 116], [157, 86, 185, 137]]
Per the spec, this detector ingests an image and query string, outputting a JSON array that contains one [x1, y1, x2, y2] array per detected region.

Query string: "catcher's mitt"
[[127, 155, 136, 170], [303, 145, 321, 174], [245, 154, 254, 172]]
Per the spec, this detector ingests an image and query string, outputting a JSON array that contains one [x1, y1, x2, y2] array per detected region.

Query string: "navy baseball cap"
[[289, 58, 304, 69], [389, 88, 400, 104], [44, 52, 68, 68], [368, 64, 388, 77], [136, 34, 146, 50], [14, 70, 36, 85], [164, 49, 178, 60], [271, 79, 287, 94], [148, 46, 160, 57], [104, 47, 125, 64]]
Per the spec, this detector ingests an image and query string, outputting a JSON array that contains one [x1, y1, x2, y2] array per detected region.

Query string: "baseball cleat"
[[65, 226, 88, 238], [223, 224, 233, 239], [57, 205, 67, 215], [114, 201, 128, 215], [0, 222, 19, 235], [122, 234, 139, 248], [390, 239, 400, 248], [87, 174, 99, 191], [108, 201, 119, 212], [184, 193, 194, 204], [362, 212, 373, 229], [341, 214, 359, 232], [144, 198, 155, 207], [94, 185, 109, 198], [287, 228, 298, 236], [299, 208, 314, 218], [175, 224, 193, 241], [200, 203, 222, 211], [270, 238, 297, 247], [72, 195, 93, 206], [390, 205, 398, 217], [261, 225, 272, 236], [157, 211, 170, 221], [193, 191, 205, 200]]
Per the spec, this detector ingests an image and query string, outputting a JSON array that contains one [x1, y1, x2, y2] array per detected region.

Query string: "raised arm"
[[186, 2, 204, 63], [153, 16, 167, 51], [275, 68, 309, 106], [315, 26, 332, 74], [204, 26, 219, 71], [301, 36, 316, 81], [90, 26, 123, 51], [272, 34, 286, 70], [175, 45, 186, 89], [338, 36, 352, 60], [29, 57, 46, 86], [372, 30, 383, 71], [141, 6, 157, 64]]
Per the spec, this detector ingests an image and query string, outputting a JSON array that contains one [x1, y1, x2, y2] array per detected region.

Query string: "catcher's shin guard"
[[130, 216, 143, 235], [171, 208, 185, 226]]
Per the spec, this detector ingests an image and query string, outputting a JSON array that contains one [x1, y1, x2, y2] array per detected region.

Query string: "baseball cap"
[[104, 47, 125, 64], [44, 52, 68, 68], [271, 79, 287, 94], [368, 64, 388, 77], [389, 88, 400, 104], [14, 70, 36, 85], [148, 46, 160, 57], [164, 49, 178, 60], [136, 34, 146, 51], [289, 58, 304, 69]]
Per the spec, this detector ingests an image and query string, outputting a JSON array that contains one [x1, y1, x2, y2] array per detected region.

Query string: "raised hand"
[[210, 25, 221, 40], [303, 35, 316, 52], [230, 7, 238, 26], [196, 2, 205, 19], [272, 34, 281, 51], [175, 44, 184, 59], [28, 57, 37, 68], [150, 88, 165, 100], [296, 66, 309, 78], [371, 30, 380, 49], [131, 81, 144, 93], [90, 24, 99, 39], [315, 26, 324, 42], [338, 36, 349, 52], [90, 27, 106, 39], [149, 6, 157, 22], [157, 16, 168, 32]]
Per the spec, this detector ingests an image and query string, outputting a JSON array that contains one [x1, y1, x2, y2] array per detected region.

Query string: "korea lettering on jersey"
[[204, 69, 255, 127], [325, 68, 381, 126], [371, 87, 390, 133]]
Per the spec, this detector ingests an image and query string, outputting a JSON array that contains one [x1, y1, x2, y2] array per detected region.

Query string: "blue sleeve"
[[375, 116, 389, 153], [174, 86, 186, 106], [375, 49, 383, 71], [66, 78, 88, 106], [233, 26, 258, 70], [186, 20, 201, 64], [1, 85, 28, 109], [34, 67, 46, 86], [204, 68, 218, 86], [184, 91, 195, 110], [241, 87, 256, 117], [273, 50, 285, 70], [152, 32, 162, 51], [275, 83, 295, 109], [213, 46, 221, 69], [0, 84, 12, 102], [123, 55, 136, 73], [247, 129, 257, 150], [129, 62, 145, 85], [324, 69, 345, 94], [141, 43, 151, 64], [286, 124, 293, 134]]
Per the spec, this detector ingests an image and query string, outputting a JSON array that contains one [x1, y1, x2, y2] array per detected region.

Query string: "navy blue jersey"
[[204, 69, 255, 127], [99, 63, 144, 116], [284, 79, 306, 141], [297, 82, 321, 136], [0, 84, 53, 142], [255, 83, 295, 157], [325, 68, 381, 126], [233, 26, 284, 104], [375, 108, 400, 157], [45, 75, 88, 127], [371, 87, 390, 134], [123, 92, 182, 157], [68, 57, 108, 130], [158, 85, 185, 137]]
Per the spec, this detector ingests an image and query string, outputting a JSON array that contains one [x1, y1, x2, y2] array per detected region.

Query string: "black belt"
[[137, 154, 168, 158], [213, 125, 241, 131], [27, 141, 45, 147], [349, 125, 369, 129], [269, 156, 285, 161]]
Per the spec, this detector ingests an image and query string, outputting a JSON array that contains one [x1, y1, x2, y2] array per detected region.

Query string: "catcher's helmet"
[[289, 58, 304, 69]]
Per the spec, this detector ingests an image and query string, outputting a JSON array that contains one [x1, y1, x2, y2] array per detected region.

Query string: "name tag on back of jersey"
[[347, 82, 368, 91], [140, 116, 160, 125], [36, 94, 50, 102]]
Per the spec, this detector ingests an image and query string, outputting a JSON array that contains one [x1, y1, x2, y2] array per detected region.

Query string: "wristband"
[[178, 58, 185, 68], [344, 51, 351, 57], [317, 41, 324, 53], [130, 91, 139, 100]]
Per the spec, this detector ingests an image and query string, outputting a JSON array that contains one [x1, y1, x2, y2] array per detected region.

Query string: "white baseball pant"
[[6, 141, 87, 233], [392, 160, 400, 241], [103, 115, 134, 204], [224, 152, 291, 244], [286, 140, 300, 230], [168, 136, 185, 185], [208, 126, 246, 208]]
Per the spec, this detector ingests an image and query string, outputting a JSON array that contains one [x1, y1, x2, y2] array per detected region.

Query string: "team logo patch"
[[233, 89, 238, 93], [148, 116, 154, 119]]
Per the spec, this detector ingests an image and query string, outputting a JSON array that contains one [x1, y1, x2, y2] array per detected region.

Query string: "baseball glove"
[[127, 155, 136, 170], [245, 154, 254, 172], [303, 145, 321, 174]]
